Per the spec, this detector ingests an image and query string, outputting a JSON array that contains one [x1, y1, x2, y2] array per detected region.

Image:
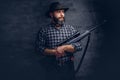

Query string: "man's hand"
[[55, 46, 66, 57], [56, 44, 75, 56], [44, 48, 64, 57], [44, 45, 75, 57], [56, 46, 66, 54]]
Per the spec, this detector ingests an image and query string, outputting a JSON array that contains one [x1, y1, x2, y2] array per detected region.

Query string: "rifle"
[[57, 20, 107, 46], [57, 20, 107, 73]]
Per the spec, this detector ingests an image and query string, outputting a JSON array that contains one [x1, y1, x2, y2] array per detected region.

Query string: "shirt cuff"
[[70, 43, 82, 52]]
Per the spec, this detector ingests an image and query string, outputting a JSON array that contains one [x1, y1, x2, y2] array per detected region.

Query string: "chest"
[[45, 27, 74, 47]]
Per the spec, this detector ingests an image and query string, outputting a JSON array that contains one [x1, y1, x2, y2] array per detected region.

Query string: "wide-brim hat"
[[46, 2, 69, 18]]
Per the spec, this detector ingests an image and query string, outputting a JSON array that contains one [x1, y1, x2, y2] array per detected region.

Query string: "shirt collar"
[[50, 22, 65, 29]]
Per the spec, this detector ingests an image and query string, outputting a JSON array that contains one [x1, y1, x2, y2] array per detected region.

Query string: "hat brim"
[[46, 8, 69, 18]]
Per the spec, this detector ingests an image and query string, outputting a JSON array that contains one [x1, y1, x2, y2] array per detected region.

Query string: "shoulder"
[[38, 24, 50, 33], [64, 24, 77, 32], [64, 24, 76, 29]]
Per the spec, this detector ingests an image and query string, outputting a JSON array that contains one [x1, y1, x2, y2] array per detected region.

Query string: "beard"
[[52, 16, 65, 26]]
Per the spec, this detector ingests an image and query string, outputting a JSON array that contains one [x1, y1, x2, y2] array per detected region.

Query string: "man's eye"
[[62, 10, 64, 13], [57, 11, 60, 13], [56, 10, 64, 13]]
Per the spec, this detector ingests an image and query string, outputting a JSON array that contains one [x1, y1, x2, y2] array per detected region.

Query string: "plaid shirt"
[[36, 23, 82, 65]]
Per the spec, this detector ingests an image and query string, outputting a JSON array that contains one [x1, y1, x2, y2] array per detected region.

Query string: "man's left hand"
[[56, 45, 75, 55]]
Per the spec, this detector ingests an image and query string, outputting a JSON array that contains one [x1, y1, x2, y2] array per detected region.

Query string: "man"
[[36, 2, 82, 80]]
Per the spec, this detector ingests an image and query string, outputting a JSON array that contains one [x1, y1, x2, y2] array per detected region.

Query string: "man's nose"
[[60, 12, 64, 17]]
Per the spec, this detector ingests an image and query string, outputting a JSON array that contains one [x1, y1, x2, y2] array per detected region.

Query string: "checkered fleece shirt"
[[36, 23, 82, 63]]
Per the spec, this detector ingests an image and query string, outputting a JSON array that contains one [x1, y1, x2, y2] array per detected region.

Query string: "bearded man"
[[36, 2, 82, 80]]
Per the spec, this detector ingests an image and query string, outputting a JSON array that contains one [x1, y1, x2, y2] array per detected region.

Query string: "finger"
[[57, 48, 64, 54], [56, 49, 62, 54], [55, 52, 61, 58], [62, 53, 65, 57]]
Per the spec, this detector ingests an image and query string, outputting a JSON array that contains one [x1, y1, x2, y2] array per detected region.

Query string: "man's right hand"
[[44, 48, 65, 57], [53, 49, 65, 58]]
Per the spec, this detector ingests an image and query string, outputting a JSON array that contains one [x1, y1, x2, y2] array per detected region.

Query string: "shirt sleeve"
[[70, 42, 82, 52], [35, 28, 46, 55]]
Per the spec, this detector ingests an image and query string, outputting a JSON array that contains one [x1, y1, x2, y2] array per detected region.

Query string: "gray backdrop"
[[0, 0, 120, 80]]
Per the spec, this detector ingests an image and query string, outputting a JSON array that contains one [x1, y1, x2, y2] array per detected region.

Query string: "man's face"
[[50, 10, 65, 25]]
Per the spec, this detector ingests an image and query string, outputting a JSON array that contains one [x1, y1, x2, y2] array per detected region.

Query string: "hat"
[[46, 2, 69, 18]]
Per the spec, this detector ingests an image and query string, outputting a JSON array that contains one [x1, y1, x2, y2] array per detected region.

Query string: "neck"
[[55, 24, 61, 27], [51, 18, 64, 27], [51, 21, 62, 28]]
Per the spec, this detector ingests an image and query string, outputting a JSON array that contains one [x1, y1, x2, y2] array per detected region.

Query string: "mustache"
[[58, 17, 64, 19]]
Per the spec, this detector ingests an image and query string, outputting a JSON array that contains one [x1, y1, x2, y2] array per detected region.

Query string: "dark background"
[[0, 0, 120, 80]]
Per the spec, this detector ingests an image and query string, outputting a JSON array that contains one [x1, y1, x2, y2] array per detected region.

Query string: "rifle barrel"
[[89, 20, 107, 32]]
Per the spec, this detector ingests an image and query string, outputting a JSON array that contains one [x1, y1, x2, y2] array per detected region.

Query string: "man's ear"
[[50, 12, 53, 18]]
